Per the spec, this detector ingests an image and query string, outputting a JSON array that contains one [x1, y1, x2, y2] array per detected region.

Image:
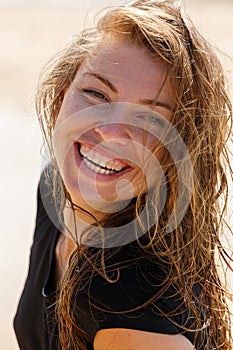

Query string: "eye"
[[134, 114, 165, 128], [82, 88, 108, 102]]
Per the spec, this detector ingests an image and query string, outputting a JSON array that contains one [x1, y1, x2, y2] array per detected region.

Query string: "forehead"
[[77, 37, 170, 95], [89, 38, 166, 71]]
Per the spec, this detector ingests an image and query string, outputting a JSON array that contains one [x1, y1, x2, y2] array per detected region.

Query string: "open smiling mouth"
[[77, 143, 129, 175]]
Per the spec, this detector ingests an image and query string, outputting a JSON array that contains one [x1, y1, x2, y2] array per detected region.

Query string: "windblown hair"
[[36, 0, 233, 349]]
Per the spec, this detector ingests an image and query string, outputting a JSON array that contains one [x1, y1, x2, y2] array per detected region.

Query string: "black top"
[[14, 170, 207, 350]]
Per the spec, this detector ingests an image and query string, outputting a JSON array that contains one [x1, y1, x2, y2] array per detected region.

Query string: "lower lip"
[[74, 143, 131, 181]]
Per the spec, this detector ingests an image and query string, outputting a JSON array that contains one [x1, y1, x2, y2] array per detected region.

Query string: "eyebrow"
[[83, 71, 172, 111], [139, 99, 173, 112], [83, 72, 118, 94]]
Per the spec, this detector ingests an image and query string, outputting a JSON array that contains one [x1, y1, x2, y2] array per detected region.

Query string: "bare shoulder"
[[93, 328, 195, 350]]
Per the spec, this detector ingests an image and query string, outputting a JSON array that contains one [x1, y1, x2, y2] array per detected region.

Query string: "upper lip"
[[76, 141, 130, 168]]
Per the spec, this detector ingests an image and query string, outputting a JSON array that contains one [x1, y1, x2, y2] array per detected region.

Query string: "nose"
[[93, 102, 142, 145], [94, 123, 131, 145]]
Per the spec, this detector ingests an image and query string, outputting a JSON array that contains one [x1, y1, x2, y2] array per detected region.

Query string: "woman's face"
[[54, 37, 173, 219]]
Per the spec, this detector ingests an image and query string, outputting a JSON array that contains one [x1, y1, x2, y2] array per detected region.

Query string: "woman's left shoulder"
[[93, 328, 196, 350]]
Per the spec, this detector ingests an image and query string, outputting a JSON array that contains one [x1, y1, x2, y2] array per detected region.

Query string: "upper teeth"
[[79, 144, 125, 172]]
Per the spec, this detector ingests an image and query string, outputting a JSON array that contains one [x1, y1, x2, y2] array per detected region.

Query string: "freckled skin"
[[93, 328, 195, 350], [54, 37, 173, 218]]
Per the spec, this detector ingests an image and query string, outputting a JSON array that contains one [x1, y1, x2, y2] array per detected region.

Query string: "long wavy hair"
[[36, 0, 233, 349]]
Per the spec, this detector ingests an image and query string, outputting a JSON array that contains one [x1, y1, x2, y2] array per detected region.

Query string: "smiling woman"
[[13, 1, 233, 350], [54, 38, 172, 212]]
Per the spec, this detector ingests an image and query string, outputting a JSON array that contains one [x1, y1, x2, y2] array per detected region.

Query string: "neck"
[[63, 204, 100, 244]]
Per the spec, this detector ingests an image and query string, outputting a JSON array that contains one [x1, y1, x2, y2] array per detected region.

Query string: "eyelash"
[[134, 114, 164, 127], [82, 88, 109, 102]]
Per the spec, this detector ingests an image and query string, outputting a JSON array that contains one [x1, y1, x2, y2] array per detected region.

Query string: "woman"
[[14, 0, 233, 349]]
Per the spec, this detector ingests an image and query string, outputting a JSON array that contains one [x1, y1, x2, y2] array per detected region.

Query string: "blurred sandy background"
[[0, 0, 232, 349]]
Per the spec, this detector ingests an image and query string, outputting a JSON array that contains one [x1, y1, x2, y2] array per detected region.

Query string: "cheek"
[[140, 134, 166, 163], [131, 137, 167, 187], [55, 89, 88, 126], [145, 143, 168, 183]]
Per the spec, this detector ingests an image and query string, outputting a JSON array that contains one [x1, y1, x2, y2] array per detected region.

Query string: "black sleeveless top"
[[14, 170, 207, 350]]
